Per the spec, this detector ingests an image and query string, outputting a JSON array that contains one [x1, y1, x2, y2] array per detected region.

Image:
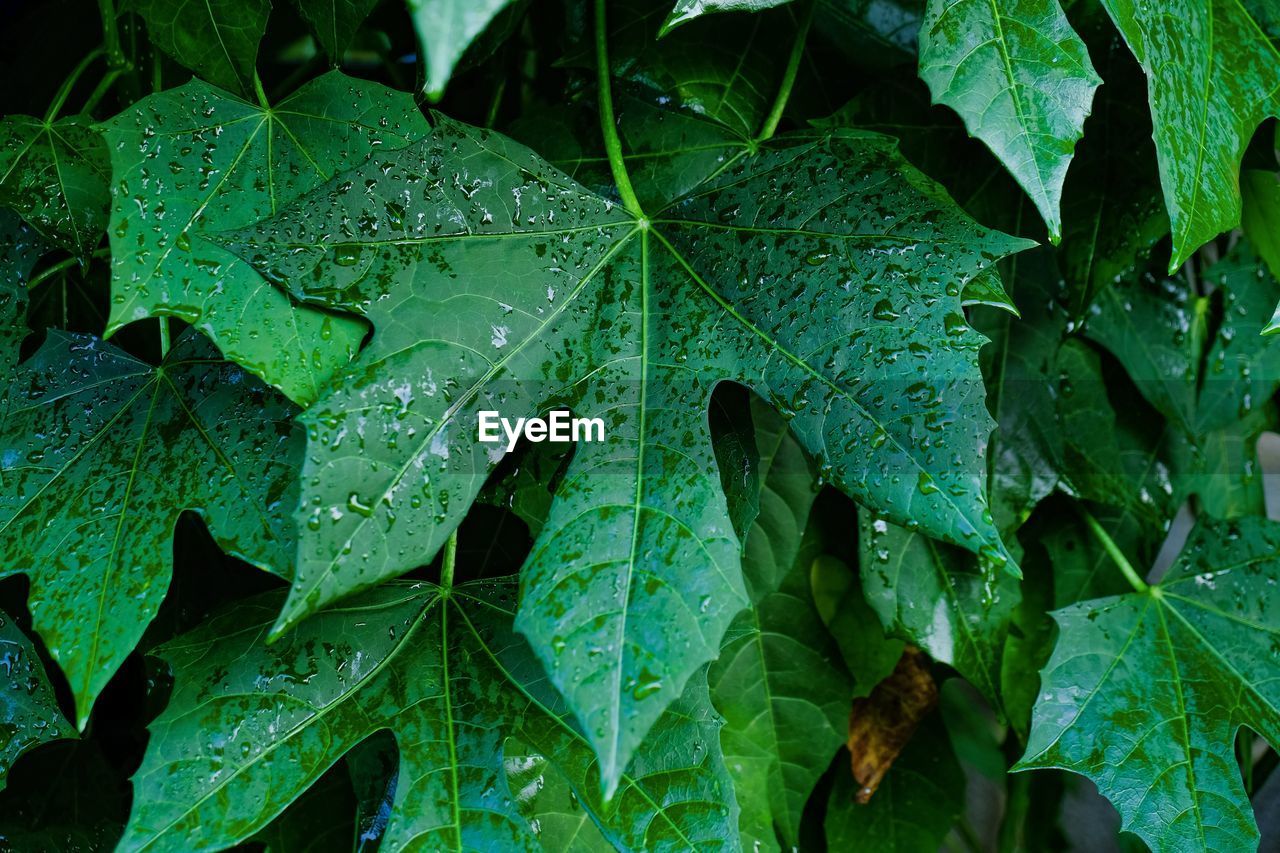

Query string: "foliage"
[[0, 0, 1277, 850]]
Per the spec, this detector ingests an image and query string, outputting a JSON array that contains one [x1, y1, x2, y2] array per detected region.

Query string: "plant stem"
[[158, 317, 171, 358], [82, 69, 124, 114], [440, 530, 458, 591], [594, 0, 643, 218], [27, 250, 112, 290], [98, 0, 127, 70], [756, 0, 814, 142], [253, 72, 271, 111], [45, 49, 105, 122], [1078, 506, 1148, 592]]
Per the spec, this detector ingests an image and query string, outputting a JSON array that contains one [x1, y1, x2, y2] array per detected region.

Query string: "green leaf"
[[810, 554, 904, 698], [0, 609, 75, 791], [661, 0, 795, 35], [709, 401, 849, 850], [1017, 516, 1280, 851], [1054, 340, 1172, 527], [573, 0, 800, 140], [133, 0, 270, 95], [1241, 169, 1280, 333], [972, 247, 1067, 535], [0, 330, 299, 727], [120, 580, 738, 851], [0, 114, 110, 258], [100, 72, 429, 403], [293, 0, 381, 60], [1085, 243, 1280, 516], [223, 118, 1029, 788], [918, 0, 1100, 241], [408, 0, 519, 100], [858, 513, 1020, 713], [1057, 27, 1168, 317], [1098, 0, 1280, 269], [504, 739, 612, 851], [0, 210, 47, 372], [824, 714, 965, 852]]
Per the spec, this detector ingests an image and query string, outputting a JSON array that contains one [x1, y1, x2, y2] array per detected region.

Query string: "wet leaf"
[[120, 579, 738, 851], [1085, 242, 1280, 517], [223, 117, 1030, 790], [918, 0, 1100, 240], [133, 0, 270, 95], [1018, 516, 1280, 852], [971, 247, 1068, 535], [0, 330, 299, 727], [0, 114, 110, 259], [858, 514, 1020, 713], [1099, 0, 1280, 269], [0, 609, 75, 791], [0, 211, 47, 373], [100, 72, 428, 403]]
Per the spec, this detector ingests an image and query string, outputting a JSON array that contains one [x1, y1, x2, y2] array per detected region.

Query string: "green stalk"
[[756, 0, 814, 142], [1078, 506, 1148, 593], [98, 0, 127, 70], [440, 530, 458, 591], [253, 72, 271, 111], [27, 252, 106, 290], [82, 69, 123, 114], [158, 317, 171, 358], [44, 49, 105, 122], [594, 0, 644, 218]]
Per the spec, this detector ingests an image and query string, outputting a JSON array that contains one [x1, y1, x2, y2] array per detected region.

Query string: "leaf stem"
[[45, 49, 105, 122], [594, 0, 644, 218], [252, 72, 271, 111], [1078, 506, 1148, 593], [440, 530, 457, 591], [82, 69, 124, 114], [756, 0, 814, 142], [98, 0, 127, 70], [27, 249, 112, 289], [158, 317, 171, 357]]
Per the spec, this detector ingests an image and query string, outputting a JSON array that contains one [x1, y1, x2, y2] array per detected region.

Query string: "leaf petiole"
[[44, 48, 105, 122], [252, 72, 271, 111], [594, 0, 644, 218], [756, 0, 814, 143], [441, 530, 458, 591], [1077, 506, 1148, 593]]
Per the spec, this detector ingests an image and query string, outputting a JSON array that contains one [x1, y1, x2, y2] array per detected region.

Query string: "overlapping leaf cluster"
[[0, 0, 1277, 851]]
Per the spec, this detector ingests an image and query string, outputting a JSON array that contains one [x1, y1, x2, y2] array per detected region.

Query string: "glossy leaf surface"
[[408, 0, 519, 100], [0, 610, 74, 791], [918, 0, 1099, 240], [0, 331, 299, 726], [225, 116, 1029, 789], [0, 114, 109, 258], [101, 73, 428, 403], [121, 579, 738, 851], [1099, 0, 1280, 268], [1019, 517, 1280, 852]]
